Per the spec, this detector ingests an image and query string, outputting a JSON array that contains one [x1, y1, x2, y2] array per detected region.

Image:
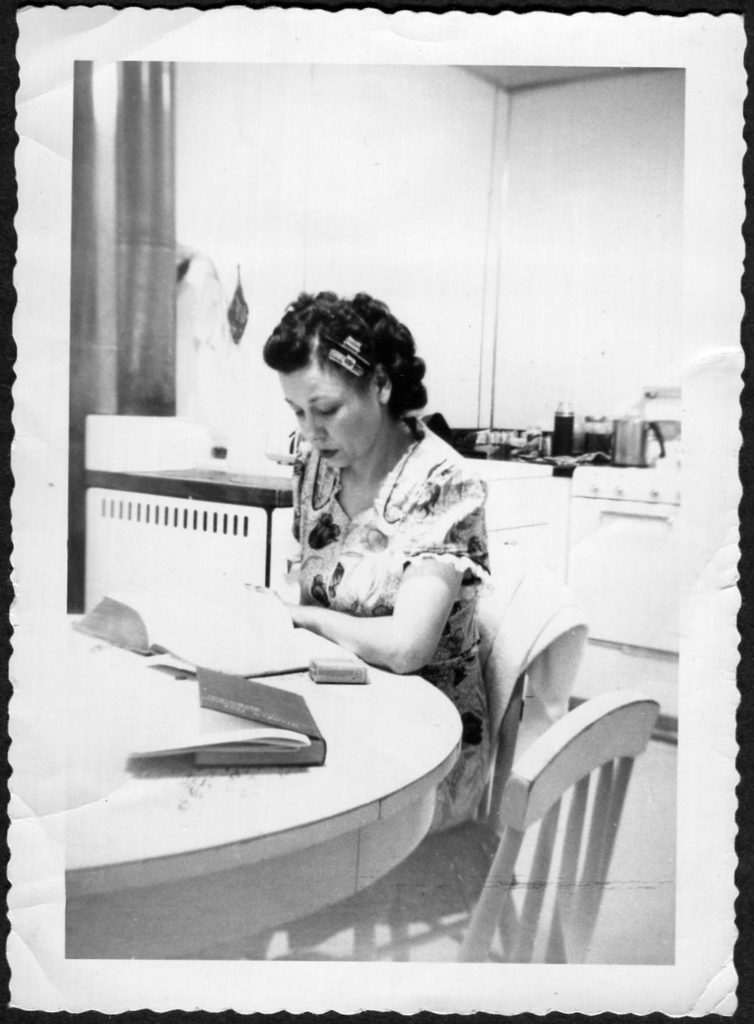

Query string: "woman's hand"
[[285, 602, 317, 630], [288, 559, 463, 675]]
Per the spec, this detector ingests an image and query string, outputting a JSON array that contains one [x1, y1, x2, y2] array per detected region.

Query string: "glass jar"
[[584, 416, 612, 455]]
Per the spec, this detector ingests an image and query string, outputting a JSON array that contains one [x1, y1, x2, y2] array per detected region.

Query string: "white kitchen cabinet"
[[476, 461, 571, 582], [569, 496, 680, 654], [491, 70, 684, 429]]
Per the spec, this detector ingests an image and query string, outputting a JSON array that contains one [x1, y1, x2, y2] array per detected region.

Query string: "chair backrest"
[[475, 553, 588, 826], [460, 691, 660, 963], [477, 551, 588, 734]]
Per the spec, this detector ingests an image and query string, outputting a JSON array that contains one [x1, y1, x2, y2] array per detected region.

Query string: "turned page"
[[76, 586, 331, 676]]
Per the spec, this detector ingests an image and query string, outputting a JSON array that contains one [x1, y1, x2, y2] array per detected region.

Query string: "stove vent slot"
[[97, 496, 251, 538], [85, 488, 292, 610]]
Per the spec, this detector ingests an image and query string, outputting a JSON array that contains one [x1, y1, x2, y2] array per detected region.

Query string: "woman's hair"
[[263, 291, 427, 417]]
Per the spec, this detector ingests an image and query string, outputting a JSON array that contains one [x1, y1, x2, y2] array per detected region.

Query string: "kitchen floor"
[[262, 731, 676, 964], [575, 639, 679, 727]]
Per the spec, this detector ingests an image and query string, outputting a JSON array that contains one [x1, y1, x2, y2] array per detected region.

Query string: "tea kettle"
[[612, 417, 665, 467]]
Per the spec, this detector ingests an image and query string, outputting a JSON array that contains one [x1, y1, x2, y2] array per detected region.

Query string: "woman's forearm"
[[289, 603, 411, 672], [288, 560, 462, 675]]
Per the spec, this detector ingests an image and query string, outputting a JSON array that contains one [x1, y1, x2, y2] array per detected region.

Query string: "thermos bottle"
[[552, 402, 574, 456]]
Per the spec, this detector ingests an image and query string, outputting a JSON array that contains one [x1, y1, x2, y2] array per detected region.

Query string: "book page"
[[132, 707, 310, 758], [116, 585, 306, 675]]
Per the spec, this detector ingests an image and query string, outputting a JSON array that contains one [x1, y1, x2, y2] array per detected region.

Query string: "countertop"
[[84, 453, 571, 509], [471, 458, 555, 480], [85, 466, 294, 508]]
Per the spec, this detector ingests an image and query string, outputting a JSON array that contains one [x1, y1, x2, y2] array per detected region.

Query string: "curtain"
[[68, 60, 176, 610]]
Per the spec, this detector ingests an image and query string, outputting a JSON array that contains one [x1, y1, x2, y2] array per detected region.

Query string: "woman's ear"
[[373, 365, 392, 406]]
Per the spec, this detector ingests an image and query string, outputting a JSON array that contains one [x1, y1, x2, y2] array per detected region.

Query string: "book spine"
[[202, 693, 259, 718], [194, 739, 325, 768], [201, 693, 304, 734], [200, 688, 315, 737]]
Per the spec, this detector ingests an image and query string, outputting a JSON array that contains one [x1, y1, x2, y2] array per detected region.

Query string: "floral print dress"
[[292, 419, 491, 830]]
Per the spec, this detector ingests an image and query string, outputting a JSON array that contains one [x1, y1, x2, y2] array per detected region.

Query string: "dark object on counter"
[[422, 412, 453, 445], [572, 415, 585, 455], [518, 451, 608, 476], [584, 416, 612, 456], [448, 428, 478, 454], [552, 402, 574, 456]]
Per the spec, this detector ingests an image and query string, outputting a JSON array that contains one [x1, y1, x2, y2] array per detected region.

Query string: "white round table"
[[64, 631, 461, 958]]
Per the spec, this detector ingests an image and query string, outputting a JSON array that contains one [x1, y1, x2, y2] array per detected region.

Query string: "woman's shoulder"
[[411, 420, 486, 490], [395, 421, 490, 575], [389, 420, 487, 521]]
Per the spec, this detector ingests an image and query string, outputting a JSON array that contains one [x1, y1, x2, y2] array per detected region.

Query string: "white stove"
[[568, 461, 681, 726], [571, 459, 681, 506]]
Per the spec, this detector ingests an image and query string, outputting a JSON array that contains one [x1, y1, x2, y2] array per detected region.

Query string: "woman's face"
[[280, 360, 389, 470]]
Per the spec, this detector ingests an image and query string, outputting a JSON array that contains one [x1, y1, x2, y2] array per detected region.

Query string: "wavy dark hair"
[[263, 291, 427, 417]]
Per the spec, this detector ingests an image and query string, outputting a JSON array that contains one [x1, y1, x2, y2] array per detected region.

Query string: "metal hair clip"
[[328, 348, 365, 377], [327, 336, 370, 377]]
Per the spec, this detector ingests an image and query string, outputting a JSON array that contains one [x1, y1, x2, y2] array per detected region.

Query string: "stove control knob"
[[615, 486, 624, 498], [591, 484, 600, 496], [649, 488, 660, 500]]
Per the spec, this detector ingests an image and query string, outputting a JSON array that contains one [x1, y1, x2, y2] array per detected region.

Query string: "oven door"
[[568, 496, 680, 654]]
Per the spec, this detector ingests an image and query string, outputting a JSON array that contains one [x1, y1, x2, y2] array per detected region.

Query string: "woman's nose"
[[300, 413, 325, 441]]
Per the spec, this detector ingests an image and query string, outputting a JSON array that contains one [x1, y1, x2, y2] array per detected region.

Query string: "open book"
[[75, 587, 329, 676], [131, 670, 326, 768]]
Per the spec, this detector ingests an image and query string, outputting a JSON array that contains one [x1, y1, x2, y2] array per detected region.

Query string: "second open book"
[[75, 585, 336, 676], [74, 586, 346, 766], [129, 669, 328, 767]]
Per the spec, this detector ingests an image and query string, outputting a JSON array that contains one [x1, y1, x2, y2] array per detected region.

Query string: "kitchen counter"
[[85, 467, 294, 509], [86, 456, 561, 502], [85, 467, 294, 589], [84, 455, 573, 599], [470, 458, 554, 481]]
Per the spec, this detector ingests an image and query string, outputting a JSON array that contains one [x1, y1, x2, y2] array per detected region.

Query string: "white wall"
[[175, 64, 498, 465], [492, 70, 685, 430], [176, 66, 688, 450]]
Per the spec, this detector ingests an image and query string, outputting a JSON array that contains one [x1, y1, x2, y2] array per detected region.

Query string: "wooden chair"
[[271, 559, 590, 961], [460, 690, 660, 962]]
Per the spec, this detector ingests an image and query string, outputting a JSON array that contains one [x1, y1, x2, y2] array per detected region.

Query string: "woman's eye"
[[319, 407, 339, 417]]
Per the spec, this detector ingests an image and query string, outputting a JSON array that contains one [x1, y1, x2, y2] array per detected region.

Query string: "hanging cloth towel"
[[175, 245, 240, 443], [227, 264, 249, 344]]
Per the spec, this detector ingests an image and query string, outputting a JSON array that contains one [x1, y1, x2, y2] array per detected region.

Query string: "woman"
[[263, 291, 490, 829]]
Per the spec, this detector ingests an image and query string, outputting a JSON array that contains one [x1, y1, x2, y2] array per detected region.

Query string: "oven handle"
[[600, 509, 674, 524]]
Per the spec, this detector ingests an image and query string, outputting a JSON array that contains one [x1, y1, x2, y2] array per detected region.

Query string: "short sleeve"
[[400, 462, 490, 582]]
